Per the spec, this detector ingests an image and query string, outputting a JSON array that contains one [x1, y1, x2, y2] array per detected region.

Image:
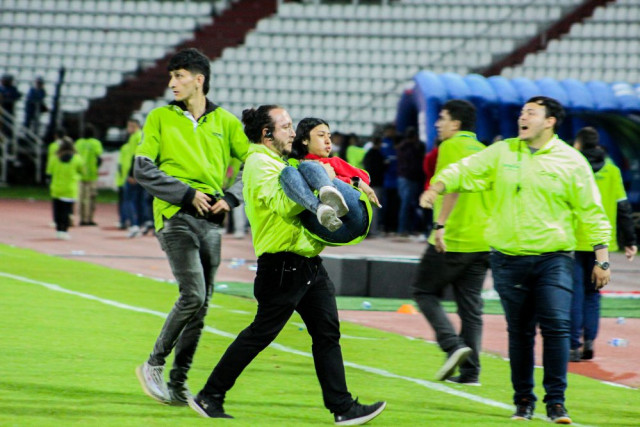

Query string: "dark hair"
[[83, 123, 97, 139], [168, 48, 211, 95], [404, 126, 418, 139], [442, 99, 476, 132], [525, 96, 565, 132], [54, 127, 66, 139], [57, 136, 75, 156], [241, 105, 280, 143], [127, 118, 141, 127], [290, 117, 329, 159], [575, 126, 599, 149]]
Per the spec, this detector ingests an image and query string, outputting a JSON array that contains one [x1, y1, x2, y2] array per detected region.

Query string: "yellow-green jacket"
[[115, 130, 141, 187], [243, 144, 325, 258], [75, 137, 103, 181], [435, 136, 611, 255]]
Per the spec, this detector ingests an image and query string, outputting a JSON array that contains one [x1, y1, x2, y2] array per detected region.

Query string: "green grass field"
[[1, 244, 638, 426]]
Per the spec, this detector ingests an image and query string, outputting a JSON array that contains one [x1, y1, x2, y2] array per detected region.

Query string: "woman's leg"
[[280, 166, 323, 213]]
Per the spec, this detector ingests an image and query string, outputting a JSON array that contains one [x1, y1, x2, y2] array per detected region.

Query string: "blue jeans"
[[124, 181, 152, 227], [150, 212, 222, 386], [397, 177, 421, 235], [490, 251, 574, 406], [280, 162, 368, 244], [570, 251, 600, 349]]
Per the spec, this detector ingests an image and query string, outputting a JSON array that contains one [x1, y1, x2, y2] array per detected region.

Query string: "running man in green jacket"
[[133, 48, 249, 406], [422, 96, 611, 424], [189, 105, 386, 425], [413, 100, 491, 386]]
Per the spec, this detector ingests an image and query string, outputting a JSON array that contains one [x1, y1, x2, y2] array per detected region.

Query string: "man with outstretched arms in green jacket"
[[422, 96, 611, 424], [133, 48, 249, 406], [189, 105, 386, 425], [412, 100, 491, 387]]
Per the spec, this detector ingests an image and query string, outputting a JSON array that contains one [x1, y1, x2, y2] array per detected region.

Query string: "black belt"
[[180, 194, 225, 225]]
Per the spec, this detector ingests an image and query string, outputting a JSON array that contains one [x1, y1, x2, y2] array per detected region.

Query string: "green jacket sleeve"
[[435, 140, 502, 193]]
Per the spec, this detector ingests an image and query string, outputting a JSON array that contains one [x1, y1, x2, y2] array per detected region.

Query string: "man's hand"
[[419, 189, 438, 209], [434, 228, 446, 253], [359, 181, 382, 207], [625, 245, 637, 261], [191, 191, 212, 216], [126, 176, 137, 184], [210, 198, 231, 214], [591, 266, 611, 290]]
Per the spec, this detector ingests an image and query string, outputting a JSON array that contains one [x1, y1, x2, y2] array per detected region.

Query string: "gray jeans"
[[149, 212, 222, 386]]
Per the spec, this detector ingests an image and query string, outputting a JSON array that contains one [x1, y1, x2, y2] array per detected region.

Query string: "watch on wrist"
[[433, 222, 445, 230], [594, 260, 610, 270], [351, 176, 361, 187]]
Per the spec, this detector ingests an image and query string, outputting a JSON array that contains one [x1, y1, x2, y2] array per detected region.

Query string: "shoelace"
[[149, 366, 164, 387]]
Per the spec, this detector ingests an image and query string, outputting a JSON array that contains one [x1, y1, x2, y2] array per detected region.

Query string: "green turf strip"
[[1, 244, 638, 426]]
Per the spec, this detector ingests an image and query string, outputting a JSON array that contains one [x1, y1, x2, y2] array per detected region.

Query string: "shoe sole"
[[320, 188, 349, 217], [511, 415, 532, 421], [135, 365, 169, 404], [188, 396, 211, 418], [550, 416, 572, 424], [335, 401, 386, 426], [435, 347, 473, 381]]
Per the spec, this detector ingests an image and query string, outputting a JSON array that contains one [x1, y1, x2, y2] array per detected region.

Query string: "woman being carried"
[[280, 117, 381, 245]]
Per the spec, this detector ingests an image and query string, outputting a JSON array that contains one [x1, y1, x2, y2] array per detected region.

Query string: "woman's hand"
[[358, 181, 382, 207]]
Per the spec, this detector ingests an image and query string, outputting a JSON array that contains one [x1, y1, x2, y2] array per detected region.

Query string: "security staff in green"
[[133, 48, 249, 406], [422, 97, 611, 424], [413, 100, 491, 386], [189, 105, 386, 425]]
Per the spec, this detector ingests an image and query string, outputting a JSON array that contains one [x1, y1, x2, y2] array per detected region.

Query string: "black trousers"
[[412, 245, 489, 378], [53, 198, 73, 232], [202, 252, 353, 414]]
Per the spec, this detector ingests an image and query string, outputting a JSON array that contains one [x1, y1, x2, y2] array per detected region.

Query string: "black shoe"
[[445, 375, 481, 386], [581, 340, 594, 360], [435, 346, 472, 381], [334, 399, 386, 425], [569, 348, 581, 362], [188, 393, 233, 419], [547, 403, 572, 424], [167, 382, 191, 406], [511, 399, 534, 420]]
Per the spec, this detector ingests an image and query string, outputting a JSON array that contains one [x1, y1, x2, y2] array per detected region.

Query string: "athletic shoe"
[[55, 231, 70, 240], [435, 346, 472, 381], [128, 225, 140, 238], [188, 393, 233, 418], [581, 340, 594, 360], [167, 382, 191, 406], [317, 204, 343, 232], [319, 186, 349, 217], [334, 399, 386, 425], [569, 348, 581, 362], [547, 403, 572, 424], [141, 221, 154, 236], [445, 375, 481, 386], [135, 362, 169, 404], [511, 399, 534, 420]]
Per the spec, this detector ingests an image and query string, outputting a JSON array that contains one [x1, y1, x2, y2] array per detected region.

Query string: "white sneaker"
[[136, 362, 169, 404], [128, 225, 140, 238], [319, 186, 349, 217], [55, 231, 70, 240], [317, 204, 342, 232]]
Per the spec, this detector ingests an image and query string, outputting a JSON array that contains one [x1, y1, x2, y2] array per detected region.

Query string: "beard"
[[272, 136, 292, 157]]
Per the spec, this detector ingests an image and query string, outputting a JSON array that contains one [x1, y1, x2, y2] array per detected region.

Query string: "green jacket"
[[428, 131, 491, 252], [45, 139, 61, 176], [49, 154, 84, 200], [435, 136, 611, 255], [243, 144, 325, 258], [115, 130, 141, 187], [575, 161, 626, 252], [75, 137, 103, 181], [135, 102, 249, 230]]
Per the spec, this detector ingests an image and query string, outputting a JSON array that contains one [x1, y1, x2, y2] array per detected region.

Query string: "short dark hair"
[[168, 48, 211, 95], [290, 117, 329, 159], [525, 96, 565, 132], [575, 126, 599, 149], [442, 99, 476, 132], [241, 105, 281, 143], [83, 123, 97, 139], [127, 118, 141, 127]]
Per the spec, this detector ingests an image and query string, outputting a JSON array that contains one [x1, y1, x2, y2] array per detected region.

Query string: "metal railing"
[[0, 106, 45, 184]]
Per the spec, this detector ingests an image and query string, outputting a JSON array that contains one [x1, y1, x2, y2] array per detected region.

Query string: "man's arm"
[[433, 193, 459, 253]]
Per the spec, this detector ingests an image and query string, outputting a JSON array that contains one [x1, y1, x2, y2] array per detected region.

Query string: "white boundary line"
[[1, 271, 594, 426]]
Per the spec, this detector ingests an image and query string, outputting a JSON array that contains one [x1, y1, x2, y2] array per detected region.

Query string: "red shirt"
[[423, 147, 438, 190], [305, 154, 370, 185]]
